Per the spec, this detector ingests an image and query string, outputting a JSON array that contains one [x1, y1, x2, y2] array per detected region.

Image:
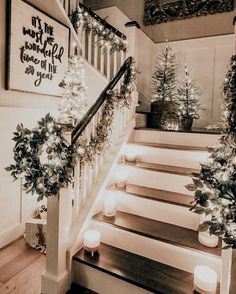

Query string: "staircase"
[[40, 2, 234, 294], [71, 129, 222, 294]]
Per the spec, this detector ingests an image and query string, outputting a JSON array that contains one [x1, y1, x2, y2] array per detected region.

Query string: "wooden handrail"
[[76, 2, 126, 40], [71, 56, 132, 144]]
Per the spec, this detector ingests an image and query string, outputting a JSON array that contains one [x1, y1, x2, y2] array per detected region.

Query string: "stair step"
[[109, 184, 194, 208], [93, 211, 221, 258], [133, 141, 208, 152], [123, 161, 199, 176], [104, 189, 200, 230], [74, 243, 204, 294], [132, 129, 219, 151], [67, 283, 98, 294]]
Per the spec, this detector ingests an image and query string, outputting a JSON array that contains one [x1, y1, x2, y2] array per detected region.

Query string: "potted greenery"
[[151, 40, 178, 129], [177, 63, 200, 130]]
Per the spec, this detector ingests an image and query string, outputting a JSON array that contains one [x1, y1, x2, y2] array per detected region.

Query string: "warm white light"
[[125, 151, 137, 162], [115, 167, 128, 189], [194, 265, 217, 293], [198, 231, 219, 248], [83, 230, 101, 251], [103, 196, 117, 217]]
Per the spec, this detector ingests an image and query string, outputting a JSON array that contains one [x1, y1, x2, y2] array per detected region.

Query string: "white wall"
[[96, 6, 234, 127], [153, 35, 234, 128], [95, 6, 154, 112], [0, 0, 107, 248]]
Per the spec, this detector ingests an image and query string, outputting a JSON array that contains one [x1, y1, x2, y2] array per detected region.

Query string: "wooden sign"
[[6, 0, 70, 96]]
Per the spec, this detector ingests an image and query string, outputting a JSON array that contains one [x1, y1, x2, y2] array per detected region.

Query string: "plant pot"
[[181, 117, 193, 130], [150, 100, 173, 129]]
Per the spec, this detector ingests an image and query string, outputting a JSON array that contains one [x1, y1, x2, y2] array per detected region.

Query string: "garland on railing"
[[6, 114, 75, 200], [76, 59, 136, 164], [6, 60, 136, 199], [70, 6, 127, 53]]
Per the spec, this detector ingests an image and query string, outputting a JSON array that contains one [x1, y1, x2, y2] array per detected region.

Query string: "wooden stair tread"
[[108, 184, 194, 208], [93, 211, 221, 258], [133, 141, 208, 152], [134, 127, 221, 135], [74, 243, 198, 294], [124, 161, 199, 176], [67, 283, 98, 294]]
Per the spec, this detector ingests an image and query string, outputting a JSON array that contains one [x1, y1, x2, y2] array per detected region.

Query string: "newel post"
[[221, 245, 236, 294], [41, 132, 72, 294]]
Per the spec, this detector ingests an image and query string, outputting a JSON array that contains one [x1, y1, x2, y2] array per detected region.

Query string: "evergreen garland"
[[6, 114, 75, 201], [152, 41, 177, 103], [70, 6, 126, 53], [177, 64, 200, 119], [187, 55, 236, 248], [76, 60, 136, 164]]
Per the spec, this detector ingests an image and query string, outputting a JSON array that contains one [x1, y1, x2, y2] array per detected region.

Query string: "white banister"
[[41, 188, 72, 294], [100, 50, 105, 76], [106, 48, 111, 80], [94, 35, 99, 69], [87, 31, 93, 64]]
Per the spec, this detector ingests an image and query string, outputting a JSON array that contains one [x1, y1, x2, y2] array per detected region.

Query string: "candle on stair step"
[[83, 230, 101, 257], [125, 151, 137, 163], [198, 231, 219, 248], [115, 167, 128, 189], [194, 265, 217, 294], [103, 196, 117, 217]]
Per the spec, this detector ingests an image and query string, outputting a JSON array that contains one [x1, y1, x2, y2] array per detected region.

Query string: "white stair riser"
[[122, 144, 208, 170], [103, 190, 200, 230], [73, 261, 152, 294], [90, 222, 222, 281], [132, 130, 219, 148], [114, 166, 194, 196]]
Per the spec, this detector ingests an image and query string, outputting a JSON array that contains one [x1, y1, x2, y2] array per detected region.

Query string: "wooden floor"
[[0, 238, 45, 294]]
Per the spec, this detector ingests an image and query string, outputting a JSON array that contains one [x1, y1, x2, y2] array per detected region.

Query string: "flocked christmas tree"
[[58, 50, 88, 126], [152, 40, 177, 103], [177, 63, 200, 121], [187, 55, 236, 248]]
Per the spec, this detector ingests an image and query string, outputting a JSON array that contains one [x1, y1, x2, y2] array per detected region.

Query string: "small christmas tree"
[[177, 64, 200, 120], [151, 40, 177, 103], [150, 40, 178, 129], [187, 55, 236, 248], [58, 51, 88, 126]]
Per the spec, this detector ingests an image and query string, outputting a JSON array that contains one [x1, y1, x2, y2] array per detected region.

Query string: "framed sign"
[[6, 0, 70, 96]]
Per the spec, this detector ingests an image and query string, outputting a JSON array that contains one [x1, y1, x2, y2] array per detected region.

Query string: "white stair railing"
[[42, 57, 137, 294], [70, 3, 127, 80]]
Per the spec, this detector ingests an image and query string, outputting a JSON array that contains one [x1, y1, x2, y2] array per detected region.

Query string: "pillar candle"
[[83, 230, 101, 256], [198, 231, 219, 248], [194, 265, 217, 294], [103, 196, 117, 217]]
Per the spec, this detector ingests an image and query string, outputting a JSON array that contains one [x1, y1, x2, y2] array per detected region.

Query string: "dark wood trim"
[[134, 141, 208, 152], [123, 161, 199, 176], [72, 57, 132, 144], [125, 183, 194, 208], [125, 21, 141, 29], [78, 3, 126, 40]]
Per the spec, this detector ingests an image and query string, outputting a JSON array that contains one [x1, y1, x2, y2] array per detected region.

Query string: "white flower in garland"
[[6, 114, 75, 201], [58, 53, 88, 126]]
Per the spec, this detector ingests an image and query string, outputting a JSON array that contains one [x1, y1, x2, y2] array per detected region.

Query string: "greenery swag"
[[187, 55, 236, 248], [6, 59, 136, 200], [6, 114, 74, 200], [76, 59, 136, 164], [70, 6, 126, 53]]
